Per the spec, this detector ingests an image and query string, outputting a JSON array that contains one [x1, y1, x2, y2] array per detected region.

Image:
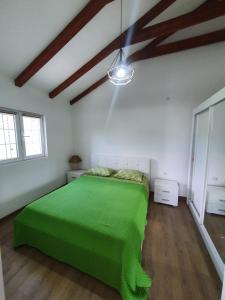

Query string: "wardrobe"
[[188, 87, 225, 298]]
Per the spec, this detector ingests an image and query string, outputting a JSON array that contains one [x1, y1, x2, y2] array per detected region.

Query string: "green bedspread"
[[14, 175, 151, 300]]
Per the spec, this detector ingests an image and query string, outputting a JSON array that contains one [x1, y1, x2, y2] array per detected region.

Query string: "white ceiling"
[[0, 0, 224, 103]]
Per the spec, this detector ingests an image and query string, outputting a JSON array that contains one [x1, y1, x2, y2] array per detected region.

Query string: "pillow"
[[113, 169, 143, 182], [84, 167, 115, 177]]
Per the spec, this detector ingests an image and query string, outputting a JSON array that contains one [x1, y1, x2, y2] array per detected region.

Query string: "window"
[[22, 115, 43, 157], [0, 112, 18, 161], [0, 108, 47, 165]]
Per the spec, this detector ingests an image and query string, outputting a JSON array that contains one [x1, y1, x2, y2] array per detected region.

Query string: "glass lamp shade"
[[108, 49, 134, 86], [108, 64, 134, 86]]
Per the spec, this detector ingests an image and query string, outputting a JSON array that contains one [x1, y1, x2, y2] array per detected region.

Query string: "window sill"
[[0, 155, 48, 168]]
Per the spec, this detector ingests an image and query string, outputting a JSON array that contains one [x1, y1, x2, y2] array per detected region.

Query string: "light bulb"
[[108, 61, 134, 86], [116, 67, 126, 78]]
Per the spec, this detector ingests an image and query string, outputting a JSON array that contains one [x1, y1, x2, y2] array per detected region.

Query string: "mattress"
[[14, 175, 151, 300]]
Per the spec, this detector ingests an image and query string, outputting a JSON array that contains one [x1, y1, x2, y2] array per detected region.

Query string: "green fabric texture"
[[114, 169, 143, 183], [14, 176, 151, 300], [84, 167, 115, 177]]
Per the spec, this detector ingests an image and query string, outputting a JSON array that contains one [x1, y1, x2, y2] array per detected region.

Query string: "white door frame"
[[221, 271, 225, 300]]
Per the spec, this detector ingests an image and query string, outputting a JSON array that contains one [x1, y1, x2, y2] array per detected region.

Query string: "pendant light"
[[107, 0, 134, 85]]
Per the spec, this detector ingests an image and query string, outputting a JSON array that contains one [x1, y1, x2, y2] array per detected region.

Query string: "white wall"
[[71, 42, 225, 196], [0, 73, 73, 218]]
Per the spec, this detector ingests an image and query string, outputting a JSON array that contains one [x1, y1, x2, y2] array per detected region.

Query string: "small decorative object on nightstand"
[[154, 179, 179, 207], [67, 170, 86, 183], [69, 155, 82, 170]]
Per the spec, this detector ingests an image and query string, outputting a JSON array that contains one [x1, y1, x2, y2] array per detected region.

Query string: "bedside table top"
[[67, 170, 86, 176], [155, 178, 178, 187]]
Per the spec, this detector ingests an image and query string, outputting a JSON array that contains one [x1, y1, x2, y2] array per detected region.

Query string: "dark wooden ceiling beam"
[[70, 28, 225, 105], [132, 28, 225, 62], [70, 75, 109, 105], [14, 0, 114, 87], [131, 0, 225, 44], [49, 0, 176, 98]]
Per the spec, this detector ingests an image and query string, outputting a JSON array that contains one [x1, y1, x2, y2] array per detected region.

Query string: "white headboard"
[[91, 154, 151, 179]]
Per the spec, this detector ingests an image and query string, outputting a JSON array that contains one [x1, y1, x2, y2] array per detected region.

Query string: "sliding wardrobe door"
[[191, 109, 210, 222], [203, 99, 225, 279]]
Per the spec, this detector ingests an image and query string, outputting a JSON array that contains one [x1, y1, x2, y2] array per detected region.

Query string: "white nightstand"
[[67, 170, 86, 183], [206, 185, 225, 216], [154, 179, 179, 207]]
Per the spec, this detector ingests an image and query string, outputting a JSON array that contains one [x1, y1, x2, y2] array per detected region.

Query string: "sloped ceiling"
[[0, 0, 224, 102]]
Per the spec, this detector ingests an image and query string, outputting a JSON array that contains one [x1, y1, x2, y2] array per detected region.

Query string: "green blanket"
[[14, 175, 151, 300]]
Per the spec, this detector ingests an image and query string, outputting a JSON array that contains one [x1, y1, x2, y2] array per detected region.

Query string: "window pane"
[[5, 144, 11, 158], [0, 115, 3, 129], [10, 144, 17, 158], [0, 145, 7, 160], [32, 118, 40, 131], [23, 116, 43, 157], [4, 130, 10, 144], [3, 114, 14, 129], [0, 129, 4, 144], [0, 112, 18, 161], [9, 130, 16, 143]]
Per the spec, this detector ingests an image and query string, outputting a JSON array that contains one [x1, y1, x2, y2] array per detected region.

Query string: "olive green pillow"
[[113, 169, 143, 182], [84, 167, 115, 177]]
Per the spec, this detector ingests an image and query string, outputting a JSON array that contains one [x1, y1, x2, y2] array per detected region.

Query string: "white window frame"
[[0, 107, 48, 166], [0, 108, 20, 164]]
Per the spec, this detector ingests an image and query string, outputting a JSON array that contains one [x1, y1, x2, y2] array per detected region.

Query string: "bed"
[[14, 155, 151, 300]]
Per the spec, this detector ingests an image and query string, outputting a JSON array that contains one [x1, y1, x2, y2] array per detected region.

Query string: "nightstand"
[[206, 185, 225, 216], [67, 170, 86, 183], [154, 179, 179, 207]]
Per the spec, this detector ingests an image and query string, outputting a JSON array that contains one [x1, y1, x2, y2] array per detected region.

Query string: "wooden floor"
[[0, 196, 222, 300]]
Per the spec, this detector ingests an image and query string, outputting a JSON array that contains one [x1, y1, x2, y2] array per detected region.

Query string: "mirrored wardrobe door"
[[191, 109, 210, 222], [204, 99, 225, 265]]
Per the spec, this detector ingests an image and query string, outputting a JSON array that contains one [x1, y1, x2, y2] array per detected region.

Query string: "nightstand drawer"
[[67, 170, 86, 183], [68, 175, 77, 182], [207, 196, 225, 206], [154, 194, 178, 206], [206, 202, 225, 215], [154, 179, 179, 207], [207, 185, 225, 204], [155, 187, 177, 196], [155, 181, 178, 191]]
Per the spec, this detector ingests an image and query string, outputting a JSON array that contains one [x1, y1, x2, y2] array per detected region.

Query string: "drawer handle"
[[218, 209, 225, 212], [162, 190, 170, 193], [219, 199, 225, 203], [162, 199, 169, 202]]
